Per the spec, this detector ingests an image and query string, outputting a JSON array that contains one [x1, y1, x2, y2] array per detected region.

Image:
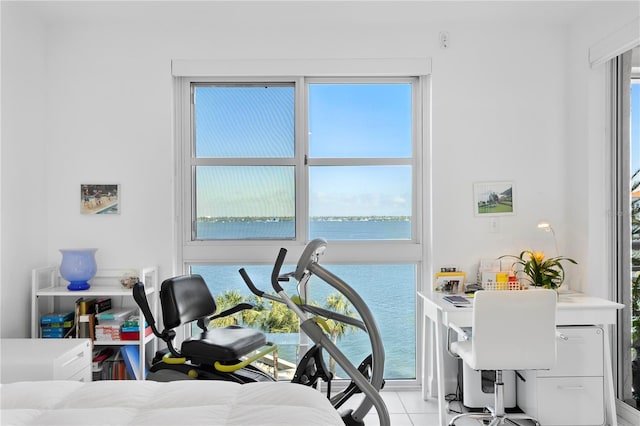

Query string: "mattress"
[[0, 380, 343, 425]]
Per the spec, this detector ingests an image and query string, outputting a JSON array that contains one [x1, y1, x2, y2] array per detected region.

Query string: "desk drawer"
[[67, 366, 92, 382], [539, 326, 603, 377], [536, 376, 604, 426], [52, 340, 92, 380]]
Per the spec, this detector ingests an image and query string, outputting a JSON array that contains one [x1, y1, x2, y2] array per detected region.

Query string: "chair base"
[[448, 409, 541, 426], [449, 371, 541, 426]]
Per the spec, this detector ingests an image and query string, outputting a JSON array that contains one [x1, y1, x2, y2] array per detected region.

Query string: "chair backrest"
[[470, 289, 557, 371], [160, 274, 217, 330]]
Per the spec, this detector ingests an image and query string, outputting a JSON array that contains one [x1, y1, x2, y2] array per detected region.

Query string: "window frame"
[[176, 75, 425, 260], [174, 69, 430, 387], [611, 50, 640, 415]]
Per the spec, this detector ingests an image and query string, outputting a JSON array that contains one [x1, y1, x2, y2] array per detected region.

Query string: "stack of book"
[[94, 308, 135, 341], [92, 347, 147, 381], [73, 297, 112, 339], [91, 347, 114, 380], [93, 349, 130, 380], [40, 312, 74, 338], [120, 315, 151, 340]]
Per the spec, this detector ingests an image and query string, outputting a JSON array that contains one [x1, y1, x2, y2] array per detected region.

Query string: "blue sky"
[[195, 81, 640, 216], [195, 83, 412, 217], [632, 82, 640, 174]]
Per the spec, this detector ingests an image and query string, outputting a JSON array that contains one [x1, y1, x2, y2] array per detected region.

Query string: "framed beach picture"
[[473, 181, 515, 216], [81, 184, 120, 215]]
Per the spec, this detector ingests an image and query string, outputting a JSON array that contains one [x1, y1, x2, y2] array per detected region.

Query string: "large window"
[[176, 72, 425, 384], [628, 57, 640, 410], [613, 47, 640, 412]]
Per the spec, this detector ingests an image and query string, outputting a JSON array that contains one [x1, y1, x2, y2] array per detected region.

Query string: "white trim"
[[590, 17, 640, 68], [173, 73, 426, 386], [172, 58, 432, 77], [616, 400, 640, 425]]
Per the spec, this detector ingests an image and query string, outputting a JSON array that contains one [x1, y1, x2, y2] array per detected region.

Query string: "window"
[[307, 82, 413, 240], [176, 70, 426, 384], [193, 83, 296, 240], [628, 57, 640, 410], [613, 47, 640, 412]]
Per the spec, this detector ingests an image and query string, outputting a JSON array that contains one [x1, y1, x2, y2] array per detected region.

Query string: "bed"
[[0, 380, 344, 425]]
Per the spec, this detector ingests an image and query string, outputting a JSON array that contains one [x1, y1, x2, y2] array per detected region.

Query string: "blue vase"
[[59, 248, 98, 291]]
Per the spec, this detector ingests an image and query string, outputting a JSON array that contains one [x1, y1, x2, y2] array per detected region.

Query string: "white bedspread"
[[0, 380, 343, 425]]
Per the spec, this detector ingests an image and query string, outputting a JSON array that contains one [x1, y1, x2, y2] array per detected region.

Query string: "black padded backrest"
[[160, 274, 217, 330]]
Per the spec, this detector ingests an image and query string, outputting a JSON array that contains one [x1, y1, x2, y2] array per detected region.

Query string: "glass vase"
[[59, 248, 98, 291]]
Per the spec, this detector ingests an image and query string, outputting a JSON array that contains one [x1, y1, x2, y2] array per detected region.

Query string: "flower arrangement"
[[499, 250, 577, 290]]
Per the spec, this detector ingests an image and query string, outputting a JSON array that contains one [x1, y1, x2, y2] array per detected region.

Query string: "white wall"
[[566, 3, 640, 298], [1, 1, 639, 337], [1, 4, 49, 337], [430, 21, 569, 271]]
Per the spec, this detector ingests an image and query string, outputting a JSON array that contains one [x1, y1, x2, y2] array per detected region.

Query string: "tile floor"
[[340, 390, 634, 426], [339, 390, 505, 425]]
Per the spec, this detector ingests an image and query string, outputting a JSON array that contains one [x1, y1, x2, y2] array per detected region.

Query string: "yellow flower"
[[532, 251, 545, 263], [499, 250, 577, 289]]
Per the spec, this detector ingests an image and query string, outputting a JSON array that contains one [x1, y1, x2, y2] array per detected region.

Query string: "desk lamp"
[[537, 221, 559, 255]]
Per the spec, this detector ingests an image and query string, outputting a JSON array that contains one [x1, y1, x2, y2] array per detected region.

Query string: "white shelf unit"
[[31, 266, 158, 381]]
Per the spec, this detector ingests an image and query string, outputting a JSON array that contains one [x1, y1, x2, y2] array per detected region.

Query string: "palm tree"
[[631, 170, 640, 344], [631, 169, 640, 406], [324, 292, 358, 374], [209, 290, 261, 328], [259, 300, 300, 333]]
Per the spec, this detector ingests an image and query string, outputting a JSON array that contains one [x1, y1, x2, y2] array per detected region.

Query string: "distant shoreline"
[[197, 216, 410, 223]]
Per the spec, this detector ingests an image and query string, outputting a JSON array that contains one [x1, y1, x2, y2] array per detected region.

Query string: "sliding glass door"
[[615, 46, 640, 411]]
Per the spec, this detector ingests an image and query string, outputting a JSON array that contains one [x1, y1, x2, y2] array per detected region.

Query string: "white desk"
[[418, 290, 624, 426], [1, 338, 92, 383]]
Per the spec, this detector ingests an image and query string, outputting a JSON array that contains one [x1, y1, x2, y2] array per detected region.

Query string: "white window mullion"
[[192, 158, 297, 167], [307, 158, 413, 167], [296, 77, 308, 243], [174, 77, 189, 274]]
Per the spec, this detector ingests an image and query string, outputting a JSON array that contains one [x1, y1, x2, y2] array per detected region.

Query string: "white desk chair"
[[447, 289, 557, 426]]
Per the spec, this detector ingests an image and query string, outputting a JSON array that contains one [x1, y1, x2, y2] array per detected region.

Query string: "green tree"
[[631, 170, 640, 405], [209, 290, 261, 328], [259, 300, 300, 333], [631, 170, 640, 346], [209, 291, 300, 334], [324, 292, 358, 374]]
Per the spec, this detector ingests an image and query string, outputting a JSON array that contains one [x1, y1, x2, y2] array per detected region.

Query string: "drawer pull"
[[61, 351, 85, 368], [557, 333, 569, 341], [557, 385, 585, 390]]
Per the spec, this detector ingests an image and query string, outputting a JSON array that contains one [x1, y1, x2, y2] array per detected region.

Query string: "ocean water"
[[192, 220, 416, 380], [196, 218, 411, 240]]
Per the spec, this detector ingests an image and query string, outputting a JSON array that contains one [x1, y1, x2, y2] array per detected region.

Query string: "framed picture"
[[473, 181, 515, 216], [81, 184, 120, 215], [434, 271, 466, 292]]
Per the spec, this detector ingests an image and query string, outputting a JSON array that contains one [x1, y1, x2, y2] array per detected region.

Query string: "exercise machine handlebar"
[[271, 247, 288, 293], [239, 266, 366, 331], [239, 268, 265, 298]]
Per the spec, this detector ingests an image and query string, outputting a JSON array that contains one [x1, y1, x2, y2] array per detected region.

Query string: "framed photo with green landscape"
[[473, 181, 515, 216]]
